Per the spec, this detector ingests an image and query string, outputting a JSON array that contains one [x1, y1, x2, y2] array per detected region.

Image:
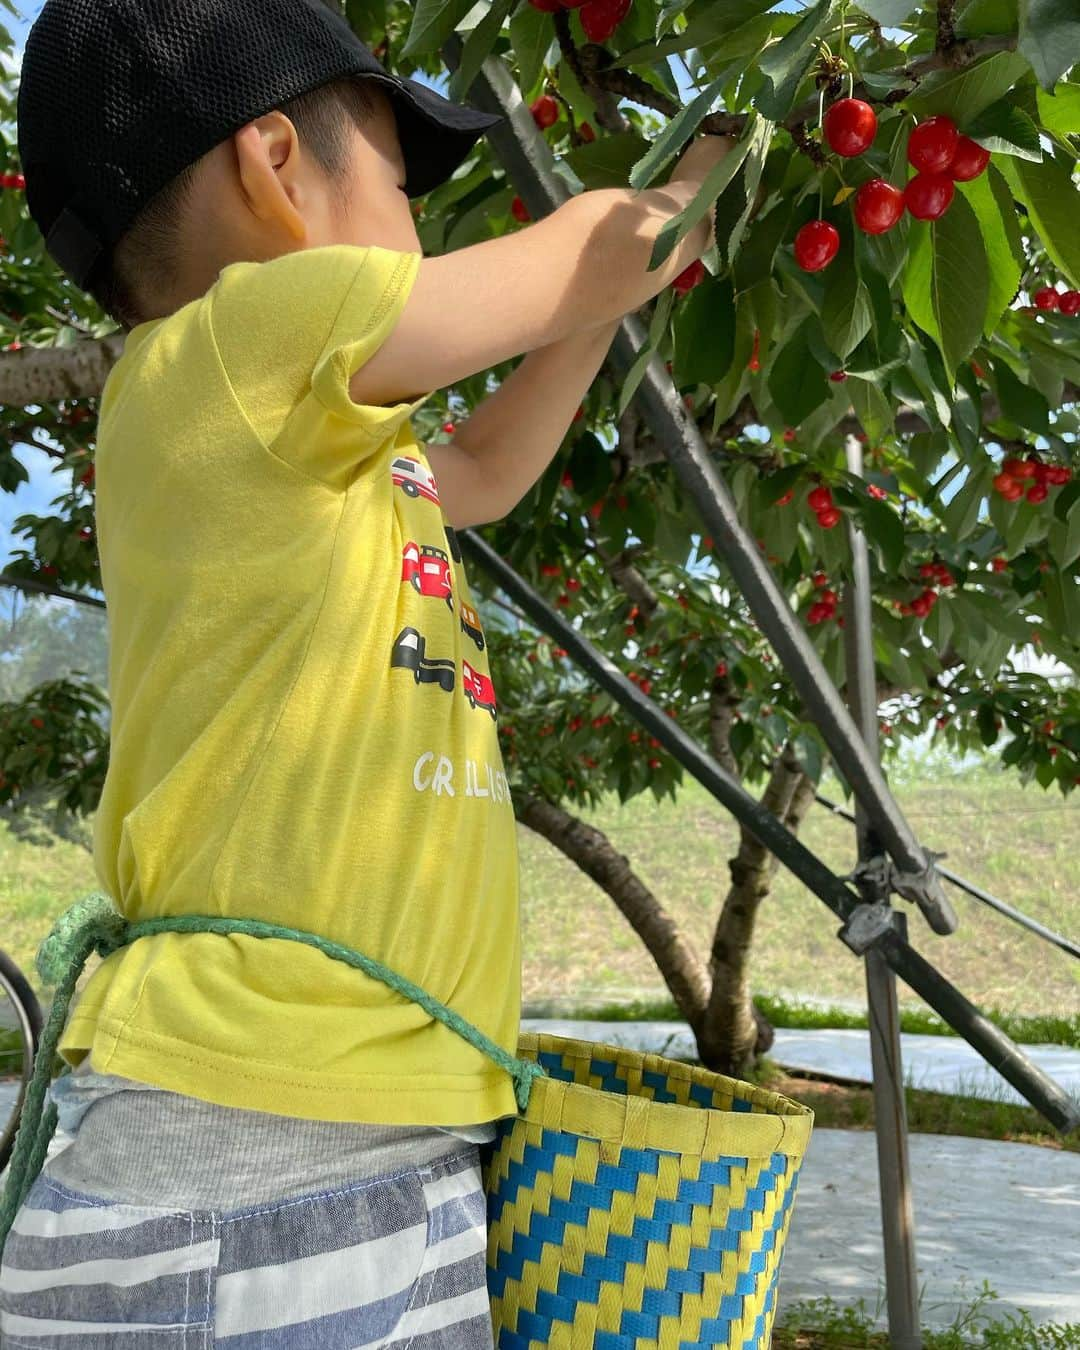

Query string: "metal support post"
[[842, 434, 921, 1350]]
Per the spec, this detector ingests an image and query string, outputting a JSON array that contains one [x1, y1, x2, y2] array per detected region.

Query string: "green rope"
[[0, 892, 545, 1257]]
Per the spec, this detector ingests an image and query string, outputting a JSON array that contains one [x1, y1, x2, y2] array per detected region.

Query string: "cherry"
[[829, 370, 848, 382], [904, 173, 954, 220], [1060, 291, 1080, 316], [992, 472, 1024, 501], [817, 506, 842, 528], [580, 0, 631, 42], [949, 136, 990, 181], [823, 98, 878, 157], [578, 121, 596, 141], [511, 195, 530, 223], [530, 95, 559, 130], [748, 329, 761, 373], [793, 219, 840, 272], [559, 0, 590, 7], [776, 489, 795, 505], [867, 483, 888, 499], [907, 116, 959, 175], [715, 661, 728, 677], [442, 421, 455, 433], [1002, 457, 1035, 479], [1027, 482, 1048, 504], [673, 259, 706, 295], [991, 557, 1008, 572], [853, 179, 905, 234], [808, 485, 833, 511], [527, 0, 563, 11], [1034, 287, 1060, 311]]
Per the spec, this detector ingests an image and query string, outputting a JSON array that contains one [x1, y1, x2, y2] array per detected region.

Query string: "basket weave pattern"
[[479, 1032, 814, 1349]]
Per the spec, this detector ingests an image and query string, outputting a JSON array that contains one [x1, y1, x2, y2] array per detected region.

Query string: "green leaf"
[[768, 319, 830, 425], [1035, 82, 1080, 136], [859, 498, 906, 574], [508, 3, 555, 95], [401, 0, 475, 57], [674, 277, 736, 387], [957, 0, 1019, 37], [1019, 0, 1080, 92], [957, 169, 1023, 336], [991, 358, 1051, 433], [448, 0, 516, 103], [754, 0, 835, 122], [822, 272, 873, 361], [565, 132, 653, 190], [628, 71, 734, 190], [999, 153, 1080, 288], [649, 116, 768, 271], [905, 50, 1032, 126], [901, 194, 990, 384], [616, 0, 777, 65], [850, 378, 894, 444], [966, 100, 1043, 159]]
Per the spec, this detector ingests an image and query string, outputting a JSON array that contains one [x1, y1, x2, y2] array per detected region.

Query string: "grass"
[[773, 1285, 1080, 1347]]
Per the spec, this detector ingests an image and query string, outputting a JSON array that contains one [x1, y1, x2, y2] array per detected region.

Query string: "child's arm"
[[426, 317, 621, 530]]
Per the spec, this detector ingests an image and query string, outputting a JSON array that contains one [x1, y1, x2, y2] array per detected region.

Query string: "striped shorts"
[[0, 1145, 495, 1348]]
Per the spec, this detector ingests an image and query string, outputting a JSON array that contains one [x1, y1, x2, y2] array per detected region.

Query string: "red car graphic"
[[391, 455, 441, 507], [462, 659, 497, 720], [401, 542, 454, 610]]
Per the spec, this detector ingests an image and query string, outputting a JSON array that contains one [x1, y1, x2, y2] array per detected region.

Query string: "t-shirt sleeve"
[[209, 243, 435, 492]]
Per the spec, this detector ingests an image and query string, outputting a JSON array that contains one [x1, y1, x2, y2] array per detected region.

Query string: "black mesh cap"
[[16, 0, 505, 291]]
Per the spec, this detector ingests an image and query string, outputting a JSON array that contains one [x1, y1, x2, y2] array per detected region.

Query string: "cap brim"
[[359, 73, 504, 198]]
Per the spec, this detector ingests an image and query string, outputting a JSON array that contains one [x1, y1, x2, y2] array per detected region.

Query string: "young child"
[[2, 0, 726, 1342]]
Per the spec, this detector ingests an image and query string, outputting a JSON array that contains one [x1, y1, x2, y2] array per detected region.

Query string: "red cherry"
[[907, 116, 960, 175], [511, 195, 531, 223], [793, 219, 840, 272], [567, 577, 581, 591], [817, 506, 842, 528], [578, 121, 596, 142], [776, 489, 795, 505], [823, 99, 878, 157], [829, 370, 848, 383], [1060, 291, 1080, 316], [442, 421, 455, 433], [1002, 457, 1036, 479], [808, 485, 833, 511], [672, 259, 706, 295], [7, 173, 24, 190], [559, 0, 590, 7], [530, 95, 559, 130], [853, 179, 905, 234], [991, 557, 1008, 572], [993, 472, 1024, 500], [813, 572, 828, 587], [1034, 287, 1060, 311], [1045, 465, 1072, 485], [715, 662, 728, 677], [949, 136, 990, 181], [1027, 483, 1048, 504], [579, 0, 631, 42], [904, 173, 954, 220], [528, 0, 563, 9], [783, 428, 796, 443], [867, 483, 888, 499]]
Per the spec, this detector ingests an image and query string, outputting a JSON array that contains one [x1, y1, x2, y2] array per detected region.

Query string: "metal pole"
[[460, 527, 1080, 1134], [439, 32, 957, 939], [842, 435, 921, 1350]]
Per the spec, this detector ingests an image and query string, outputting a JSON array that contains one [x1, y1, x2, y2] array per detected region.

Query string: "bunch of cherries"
[[1033, 285, 1080, 316], [0, 172, 25, 190], [992, 455, 1073, 504], [807, 484, 841, 529], [526, 0, 631, 42], [794, 104, 991, 273]]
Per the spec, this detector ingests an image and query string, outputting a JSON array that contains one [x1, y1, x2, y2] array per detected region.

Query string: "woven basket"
[[478, 1031, 814, 1348]]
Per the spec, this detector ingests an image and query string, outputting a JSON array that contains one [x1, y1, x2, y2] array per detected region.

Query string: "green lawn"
[[1, 765, 1078, 1033]]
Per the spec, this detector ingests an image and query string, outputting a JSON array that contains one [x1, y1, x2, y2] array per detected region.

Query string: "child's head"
[[17, 0, 505, 335], [96, 76, 420, 332]]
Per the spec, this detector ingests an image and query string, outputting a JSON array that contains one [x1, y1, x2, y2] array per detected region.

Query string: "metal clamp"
[[838, 902, 903, 956]]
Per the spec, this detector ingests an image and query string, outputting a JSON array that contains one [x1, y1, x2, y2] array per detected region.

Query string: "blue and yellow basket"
[[479, 1031, 814, 1349]]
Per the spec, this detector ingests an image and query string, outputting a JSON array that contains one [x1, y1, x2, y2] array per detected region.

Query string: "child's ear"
[[233, 115, 306, 242]]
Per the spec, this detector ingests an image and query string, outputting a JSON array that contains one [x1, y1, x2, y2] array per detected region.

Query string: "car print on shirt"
[[401, 541, 454, 611], [462, 659, 497, 721], [391, 455, 441, 506], [459, 600, 485, 652], [391, 627, 455, 693]]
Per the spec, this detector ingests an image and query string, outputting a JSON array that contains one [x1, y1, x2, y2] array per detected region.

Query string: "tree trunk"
[[515, 791, 711, 1033], [697, 743, 816, 1077]]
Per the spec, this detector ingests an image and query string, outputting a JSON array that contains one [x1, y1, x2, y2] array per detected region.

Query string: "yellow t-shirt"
[[59, 243, 522, 1126]]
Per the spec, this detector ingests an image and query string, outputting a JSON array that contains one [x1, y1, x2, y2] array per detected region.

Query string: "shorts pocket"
[[0, 1172, 215, 1348], [212, 1158, 438, 1346]]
